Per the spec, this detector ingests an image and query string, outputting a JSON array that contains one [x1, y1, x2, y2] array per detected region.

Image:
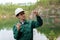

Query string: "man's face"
[[17, 11, 26, 20]]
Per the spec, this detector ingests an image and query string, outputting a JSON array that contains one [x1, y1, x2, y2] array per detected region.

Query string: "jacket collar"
[[19, 20, 28, 24]]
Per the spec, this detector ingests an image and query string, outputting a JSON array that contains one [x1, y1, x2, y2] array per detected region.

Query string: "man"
[[13, 8, 43, 40]]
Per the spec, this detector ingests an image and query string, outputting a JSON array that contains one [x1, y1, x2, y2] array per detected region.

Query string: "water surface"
[[0, 29, 49, 40]]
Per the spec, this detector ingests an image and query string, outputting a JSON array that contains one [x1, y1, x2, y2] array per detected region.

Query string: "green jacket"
[[13, 16, 43, 40]]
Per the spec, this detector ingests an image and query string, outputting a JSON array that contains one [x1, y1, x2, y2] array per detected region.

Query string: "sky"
[[0, 0, 37, 4]]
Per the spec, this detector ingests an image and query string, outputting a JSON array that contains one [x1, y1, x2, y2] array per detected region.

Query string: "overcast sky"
[[0, 0, 37, 4]]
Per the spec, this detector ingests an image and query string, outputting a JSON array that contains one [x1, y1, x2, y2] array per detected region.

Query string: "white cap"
[[15, 8, 24, 16]]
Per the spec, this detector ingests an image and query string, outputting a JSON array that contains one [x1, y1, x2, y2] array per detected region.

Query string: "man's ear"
[[16, 16, 20, 19], [16, 16, 18, 18]]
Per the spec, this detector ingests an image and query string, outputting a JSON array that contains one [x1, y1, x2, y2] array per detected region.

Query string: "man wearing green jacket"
[[13, 8, 43, 40]]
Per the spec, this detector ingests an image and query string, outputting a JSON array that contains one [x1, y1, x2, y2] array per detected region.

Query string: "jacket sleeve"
[[32, 15, 43, 28], [13, 25, 23, 39]]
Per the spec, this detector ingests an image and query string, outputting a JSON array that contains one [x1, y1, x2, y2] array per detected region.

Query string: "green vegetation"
[[0, 4, 37, 29], [0, 0, 60, 40]]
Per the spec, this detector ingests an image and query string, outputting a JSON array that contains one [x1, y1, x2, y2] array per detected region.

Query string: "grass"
[[0, 3, 60, 40], [0, 16, 18, 29], [0, 4, 36, 29]]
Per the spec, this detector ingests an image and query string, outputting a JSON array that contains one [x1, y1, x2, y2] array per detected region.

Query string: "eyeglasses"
[[20, 12, 25, 15], [16, 11, 25, 16]]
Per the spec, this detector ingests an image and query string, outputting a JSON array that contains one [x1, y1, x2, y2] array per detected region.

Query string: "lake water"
[[33, 29, 49, 40], [0, 29, 15, 40], [0, 28, 49, 40]]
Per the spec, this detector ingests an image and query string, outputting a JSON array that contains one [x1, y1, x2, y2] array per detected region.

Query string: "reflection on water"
[[0, 29, 49, 40], [56, 36, 60, 40], [0, 29, 15, 40], [33, 29, 49, 40]]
